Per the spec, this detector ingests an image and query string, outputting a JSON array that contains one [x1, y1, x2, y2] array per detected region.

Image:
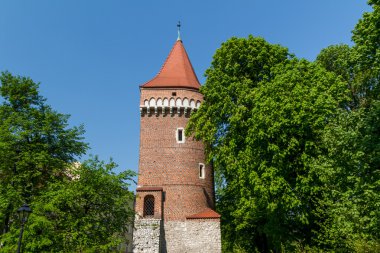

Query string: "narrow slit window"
[[176, 128, 185, 143], [199, 163, 205, 179]]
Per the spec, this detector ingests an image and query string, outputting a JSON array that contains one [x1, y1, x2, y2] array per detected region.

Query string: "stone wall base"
[[133, 218, 161, 253], [133, 219, 221, 253], [163, 220, 221, 253]]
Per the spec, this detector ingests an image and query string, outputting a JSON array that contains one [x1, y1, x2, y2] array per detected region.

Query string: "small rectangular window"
[[199, 163, 205, 179], [178, 129, 183, 141], [176, 128, 185, 143]]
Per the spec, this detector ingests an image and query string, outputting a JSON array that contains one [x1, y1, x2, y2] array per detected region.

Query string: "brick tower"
[[133, 31, 221, 253]]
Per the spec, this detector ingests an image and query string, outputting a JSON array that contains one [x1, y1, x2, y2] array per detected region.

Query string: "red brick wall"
[[135, 190, 163, 219], [136, 87, 215, 221]]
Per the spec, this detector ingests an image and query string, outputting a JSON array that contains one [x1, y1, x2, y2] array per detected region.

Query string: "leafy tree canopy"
[[351, 0, 380, 103], [188, 36, 348, 252], [1, 157, 135, 253], [0, 71, 88, 235], [311, 2, 380, 251], [189, 2, 380, 250], [0, 72, 135, 252]]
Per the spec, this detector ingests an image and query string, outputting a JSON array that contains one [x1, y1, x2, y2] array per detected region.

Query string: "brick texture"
[[136, 87, 215, 221], [133, 44, 221, 251]]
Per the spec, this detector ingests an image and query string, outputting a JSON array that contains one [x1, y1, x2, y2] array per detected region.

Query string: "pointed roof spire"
[[177, 21, 181, 41], [141, 26, 201, 90]]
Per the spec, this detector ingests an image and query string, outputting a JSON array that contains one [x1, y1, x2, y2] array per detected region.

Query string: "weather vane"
[[177, 21, 181, 41]]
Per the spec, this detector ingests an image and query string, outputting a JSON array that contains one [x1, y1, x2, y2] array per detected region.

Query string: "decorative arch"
[[183, 98, 189, 107], [143, 195, 155, 217], [163, 98, 169, 106], [176, 98, 182, 107], [196, 100, 201, 108], [190, 99, 195, 108], [144, 99, 149, 107], [157, 98, 163, 106], [169, 98, 175, 107], [149, 98, 156, 107]]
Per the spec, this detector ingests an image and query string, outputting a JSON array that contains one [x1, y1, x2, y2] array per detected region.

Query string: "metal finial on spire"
[[177, 21, 181, 41]]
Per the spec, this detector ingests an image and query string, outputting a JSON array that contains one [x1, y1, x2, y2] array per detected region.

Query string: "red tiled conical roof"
[[141, 40, 201, 90]]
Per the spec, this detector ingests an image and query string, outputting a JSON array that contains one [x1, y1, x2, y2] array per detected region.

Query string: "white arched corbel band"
[[140, 97, 201, 116]]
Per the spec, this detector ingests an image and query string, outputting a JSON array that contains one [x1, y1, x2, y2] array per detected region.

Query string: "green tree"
[[351, 0, 380, 104], [352, 0, 380, 74], [0, 72, 135, 252], [187, 36, 348, 252], [311, 1, 380, 250], [0, 71, 88, 236], [310, 105, 380, 252], [316, 44, 364, 109], [1, 157, 135, 253]]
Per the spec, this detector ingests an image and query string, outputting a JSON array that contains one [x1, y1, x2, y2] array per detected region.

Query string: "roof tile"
[[186, 208, 221, 219], [141, 40, 201, 90]]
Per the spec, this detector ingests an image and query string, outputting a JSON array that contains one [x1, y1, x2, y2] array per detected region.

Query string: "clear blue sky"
[[0, 1, 371, 190]]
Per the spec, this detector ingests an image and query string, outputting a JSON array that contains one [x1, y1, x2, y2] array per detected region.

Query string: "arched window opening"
[[143, 195, 155, 217]]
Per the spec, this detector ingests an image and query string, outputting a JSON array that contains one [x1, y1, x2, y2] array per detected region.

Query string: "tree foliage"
[[311, 104, 380, 252], [351, 0, 380, 104], [1, 157, 135, 253], [188, 1, 380, 252], [316, 44, 363, 109], [0, 72, 88, 235], [311, 1, 380, 251], [187, 36, 348, 252], [0, 72, 135, 252]]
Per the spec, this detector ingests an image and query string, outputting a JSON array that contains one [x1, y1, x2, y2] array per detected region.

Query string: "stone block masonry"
[[133, 218, 221, 253], [164, 220, 221, 253]]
